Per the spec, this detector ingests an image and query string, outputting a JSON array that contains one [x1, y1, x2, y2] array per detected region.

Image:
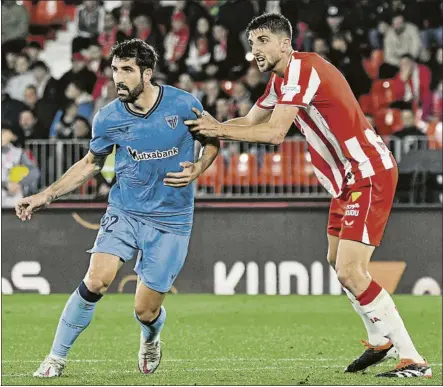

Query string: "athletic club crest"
[[165, 115, 179, 130]]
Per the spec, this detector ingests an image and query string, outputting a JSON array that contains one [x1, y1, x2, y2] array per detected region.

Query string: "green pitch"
[[1, 294, 442, 386]]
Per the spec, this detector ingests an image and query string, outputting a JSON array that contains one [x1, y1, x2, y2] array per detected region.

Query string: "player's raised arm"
[[185, 104, 298, 145], [15, 151, 108, 221]]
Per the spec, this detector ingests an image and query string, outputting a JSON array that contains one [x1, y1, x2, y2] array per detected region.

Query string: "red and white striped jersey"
[[256, 52, 397, 198]]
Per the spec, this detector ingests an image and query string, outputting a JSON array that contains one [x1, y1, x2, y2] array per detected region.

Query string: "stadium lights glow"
[[272, 154, 281, 162], [224, 81, 233, 90], [245, 52, 254, 61], [239, 153, 249, 163]]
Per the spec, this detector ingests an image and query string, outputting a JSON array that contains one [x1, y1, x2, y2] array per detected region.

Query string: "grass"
[[1, 294, 442, 386]]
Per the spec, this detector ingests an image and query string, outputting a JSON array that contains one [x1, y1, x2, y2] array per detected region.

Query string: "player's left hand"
[[184, 107, 223, 138], [164, 161, 203, 187]]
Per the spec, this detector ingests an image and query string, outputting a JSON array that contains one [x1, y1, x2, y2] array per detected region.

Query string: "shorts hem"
[[135, 274, 170, 294], [338, 237, 379, 247], [86, 248, 131, 262]]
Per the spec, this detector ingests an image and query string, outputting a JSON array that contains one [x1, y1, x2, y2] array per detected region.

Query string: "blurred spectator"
[[72, 0, 105, 54], [230, 81, 251, 105], [5, 53, 36, 103], [111, 0, 135, 22], [98, 12, 118, 58], [390, 101, 427, 155], [93, 79, 118, 116], [49, 101, 79, 139], [164, 12, 190, 82], [215, 98, 234, 122], [22, 85, 55, 137], [313, 38, 331, 61], [86, 40, 106, 75], [116, 15, 134, 43], [244, 66, 266, 102], [92, 60, 113, 100], [65, 80, 95, 122], [330, 33, 371, 99], [185, 17, 213, 80], [206, 24, 229, 79], [429, 47, 443, 92], [177, 74, 204, 100], [31, 61, 59, 104], [2, 49, 20, 83], [383, 13, 423, 68], [416, 0, 443, 49], [24, 42, 43, 66], [392, 54, 433, 120], [58, 53, 97, 101], [73, 116, 92, 140], [432, 80, 442, 121], [2, 78, 28, 131], [18, 110, 47, 144], [2, 122, 40, 208], [201, 78, 229, 116], [133, 14, 162, 52], [1, 1, 29, 49]]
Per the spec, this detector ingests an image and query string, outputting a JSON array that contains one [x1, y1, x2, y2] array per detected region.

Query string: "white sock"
[[359, 286, 424, 363], [343, 287, 390, 347]]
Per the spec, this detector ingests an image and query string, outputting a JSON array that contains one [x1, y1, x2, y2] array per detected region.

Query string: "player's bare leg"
[[34, 253, 122, 377], [134, 279, 166, 374], [327, 235, 397, 372], [335, 239, 430, 377], [327, 235, 397, 370]]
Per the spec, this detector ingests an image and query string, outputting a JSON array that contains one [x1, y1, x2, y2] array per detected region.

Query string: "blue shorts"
[[87, 206, 190, 293]]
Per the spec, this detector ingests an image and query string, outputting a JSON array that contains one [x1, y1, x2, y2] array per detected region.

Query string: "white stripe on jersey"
[[344, 137, 376, 178], [307, 106, 352, 174], [282, 59, 301, 102], [261, 75, 278, 108], [312, 165, 338, 197], [303, 67, 320, 105], [297, 115, 344, 191], [364, 129, 394, 170]]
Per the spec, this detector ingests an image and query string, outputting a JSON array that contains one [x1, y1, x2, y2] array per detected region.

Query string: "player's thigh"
[[327, 234, 340, 269], [134, 225, 190, 294], [339, 168, 397, 247], [87, 206, 139, 263], [84, 252, 124, 293], [134, 279, 166, 321]]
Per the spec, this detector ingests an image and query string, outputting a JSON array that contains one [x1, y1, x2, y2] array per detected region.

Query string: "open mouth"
[[255, 56, 266, 64]]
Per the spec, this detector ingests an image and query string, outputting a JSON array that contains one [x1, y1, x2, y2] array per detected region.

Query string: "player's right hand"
[[15, 192, 52, 221]]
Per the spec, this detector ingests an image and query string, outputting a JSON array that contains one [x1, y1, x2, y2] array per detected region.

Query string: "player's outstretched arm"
[[185, 104, 298, 145], [15, 151, 107, 221]]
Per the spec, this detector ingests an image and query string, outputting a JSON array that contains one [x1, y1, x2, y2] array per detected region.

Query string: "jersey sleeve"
[[189, 95, 204, 118], [89, 110, 114, 156], [255, 74, 278, 110], [277, 58, 321, 109]]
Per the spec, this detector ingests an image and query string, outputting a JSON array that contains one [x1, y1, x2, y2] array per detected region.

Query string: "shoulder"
[[92, 99, 121, 131], [163, 85, 203, 109]]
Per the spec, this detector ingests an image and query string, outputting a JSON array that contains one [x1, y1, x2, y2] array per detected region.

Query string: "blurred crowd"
[[1, 0, 442, 204]]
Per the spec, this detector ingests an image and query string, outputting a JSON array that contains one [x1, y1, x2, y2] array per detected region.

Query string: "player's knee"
[[134, 304, 161, 324], [326, 252, 337, 269], [84, 276, 112, 295], [336, 260, 365, 289]]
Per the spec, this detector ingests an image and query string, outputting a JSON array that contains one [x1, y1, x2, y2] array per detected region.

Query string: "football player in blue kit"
[[15, 39, 220, 377]]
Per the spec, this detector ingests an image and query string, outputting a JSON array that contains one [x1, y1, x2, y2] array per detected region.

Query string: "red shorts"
[[327, 167, 398, 246]]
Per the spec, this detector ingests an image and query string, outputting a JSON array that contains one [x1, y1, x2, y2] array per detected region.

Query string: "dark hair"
[[401, 53, 415, 61], [30, 60, 49, 72], [246, 13, 292, 39], [110, 38, 159, 74], [74, 115, 92, 131], [390, 100, 413, 111]]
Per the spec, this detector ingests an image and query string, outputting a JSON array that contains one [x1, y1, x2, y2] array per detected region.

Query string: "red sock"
[[357, 280, 382, 306]]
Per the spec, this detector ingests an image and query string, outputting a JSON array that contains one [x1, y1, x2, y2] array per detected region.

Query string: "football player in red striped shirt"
[[185, 13, 431, 379]]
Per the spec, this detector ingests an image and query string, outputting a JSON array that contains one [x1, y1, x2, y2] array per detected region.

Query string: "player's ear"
[[281, 37, 291, 52], [143, 68, 153, 83]]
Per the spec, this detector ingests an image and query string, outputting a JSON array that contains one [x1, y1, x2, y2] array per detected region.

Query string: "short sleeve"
[[256, 74, 278, 110], [277, 58, 321, 109], [190, 95, 204, 118], [89, 111, 114, 156]]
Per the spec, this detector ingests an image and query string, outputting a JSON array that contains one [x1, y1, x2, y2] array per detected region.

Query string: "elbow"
[[269, 132, 286, 145]]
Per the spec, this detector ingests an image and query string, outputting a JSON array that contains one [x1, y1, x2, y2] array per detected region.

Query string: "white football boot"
[[33, 355, 66, 377], [138, 332, 162, 374]]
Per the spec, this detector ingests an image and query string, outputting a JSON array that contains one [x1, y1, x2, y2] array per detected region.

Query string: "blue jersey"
[[89, 85, 203, 236]]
